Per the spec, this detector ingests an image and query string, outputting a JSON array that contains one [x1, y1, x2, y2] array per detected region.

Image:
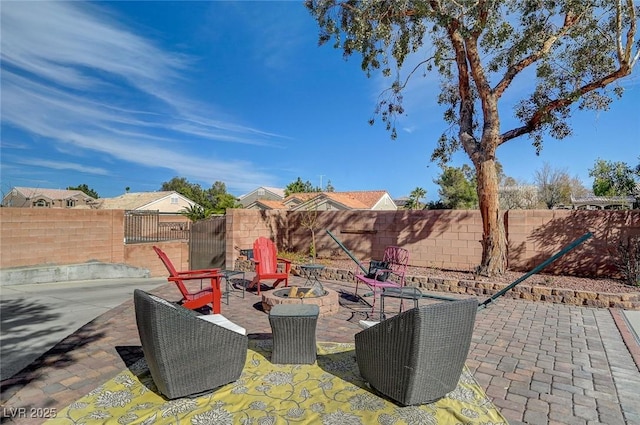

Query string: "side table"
[[299, 264, 325, 287], [268, 304, 319, 364], [380, 286, 422, 321], [220, 270, 245, 304]]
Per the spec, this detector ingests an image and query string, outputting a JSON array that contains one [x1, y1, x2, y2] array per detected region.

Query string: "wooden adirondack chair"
[[152, 246, 222, 314], [247, 237, 291, 295]]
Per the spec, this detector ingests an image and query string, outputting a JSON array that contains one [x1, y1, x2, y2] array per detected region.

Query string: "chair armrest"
[[174, 269, 219, 277], [277, 258, 292, 273], [168, 274, 218, 283]]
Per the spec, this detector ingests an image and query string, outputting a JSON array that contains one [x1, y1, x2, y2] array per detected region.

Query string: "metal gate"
[[189, 215, 226, 269]]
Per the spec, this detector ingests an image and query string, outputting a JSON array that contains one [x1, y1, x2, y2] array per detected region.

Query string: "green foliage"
[[588, 159, 637, 197], [179, 204, 214, 222], [307, 0, 638, 274], [434, 165, 478, 209], [325, 179, 335, 192], [406, 187, 427, 210], [67, 184, 99, 199], [161, 177, 240, 215], [284, 177, 321, 197]]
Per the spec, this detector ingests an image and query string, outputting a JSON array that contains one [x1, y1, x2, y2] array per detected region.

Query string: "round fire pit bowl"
[[261, 286, 340, 316]]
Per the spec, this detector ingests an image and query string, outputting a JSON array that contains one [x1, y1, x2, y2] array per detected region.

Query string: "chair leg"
[[249, 276, 261, 295]]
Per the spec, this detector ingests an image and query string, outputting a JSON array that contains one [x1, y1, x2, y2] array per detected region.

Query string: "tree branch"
[[493, 11, 582, 99], [500, 65, 632, 143]]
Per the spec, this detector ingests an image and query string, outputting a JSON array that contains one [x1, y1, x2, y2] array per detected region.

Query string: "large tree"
[[534, 162, 588, 208], [589, 158, 638, 196], [435, 165, 478, 209], [161, 177, 240, 215], [406, 186, 427, 209], [284, 177, 321, 197], [306, 0, 638, 275]]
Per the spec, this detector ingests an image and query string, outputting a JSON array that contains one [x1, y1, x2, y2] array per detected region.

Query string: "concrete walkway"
[[0, 277, 166, 381], [1, 274, 639, 425]]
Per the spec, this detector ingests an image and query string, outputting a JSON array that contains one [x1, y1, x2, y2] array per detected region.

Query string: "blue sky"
[[1, 1, 638, 201]]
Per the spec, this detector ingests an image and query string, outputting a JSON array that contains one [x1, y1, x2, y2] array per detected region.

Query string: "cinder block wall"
[[0, 208, 188, 277], [506, 209, 639, 277], [0, 208, 124, 268], [234, 209, 485, 272], [230, 208, 639, 278], [2, 207, 638, 279]]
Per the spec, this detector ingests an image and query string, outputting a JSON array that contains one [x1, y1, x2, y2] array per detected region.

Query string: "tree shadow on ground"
[[0, 298, 64, 377], [0, 304, 105, 401]]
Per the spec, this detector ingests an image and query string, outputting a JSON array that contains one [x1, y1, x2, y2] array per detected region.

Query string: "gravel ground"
[[321, 259, 640, 294]]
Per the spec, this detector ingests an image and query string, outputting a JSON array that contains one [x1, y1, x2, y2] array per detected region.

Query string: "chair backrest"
[[153, 246, 178, 276], [152, 246, 189, 296], [253, 237, 278, 274], [382, 246, 409, 276]]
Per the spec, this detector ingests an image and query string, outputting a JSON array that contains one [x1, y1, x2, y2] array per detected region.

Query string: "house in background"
[[96, 191, 199, 213], [238, 186, 285, 207], [2, 187, 97, 208], [246, 190, 397, 211]]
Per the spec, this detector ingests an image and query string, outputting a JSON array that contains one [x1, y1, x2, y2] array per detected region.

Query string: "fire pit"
[[261, 286, 340, 316]]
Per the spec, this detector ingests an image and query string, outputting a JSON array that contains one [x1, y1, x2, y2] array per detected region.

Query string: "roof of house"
[[246, 199, 287, 209], [96, 191, 192, 210], [287, 190, 391, 210], [238, 186, 285, 200], [9, 187, 96, 201]]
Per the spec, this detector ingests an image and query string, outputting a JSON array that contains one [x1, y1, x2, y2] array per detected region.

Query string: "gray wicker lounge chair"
[[133, 289, 248, 399], [354, 298, 477, 406]]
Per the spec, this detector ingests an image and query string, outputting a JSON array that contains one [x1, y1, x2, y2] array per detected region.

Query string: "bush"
[[615, 235, 640, 286]]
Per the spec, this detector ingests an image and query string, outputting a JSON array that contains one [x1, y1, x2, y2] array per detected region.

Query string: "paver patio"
[[1, 273, 639, 425]]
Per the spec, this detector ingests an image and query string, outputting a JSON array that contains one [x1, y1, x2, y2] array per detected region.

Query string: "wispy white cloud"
[[0, 1, 283, 193], [13, 158, 110, 176]]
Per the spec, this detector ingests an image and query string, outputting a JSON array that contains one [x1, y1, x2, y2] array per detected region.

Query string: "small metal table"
[[299, 264, 325, 287], [380, 286, 422, 321], [220, 270, 245, 304]]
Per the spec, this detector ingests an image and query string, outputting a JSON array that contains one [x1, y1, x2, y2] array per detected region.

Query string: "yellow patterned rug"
[[47, 341, 508, 424]]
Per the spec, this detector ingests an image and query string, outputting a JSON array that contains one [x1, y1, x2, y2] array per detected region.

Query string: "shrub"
[[615, 235, 640, 286]]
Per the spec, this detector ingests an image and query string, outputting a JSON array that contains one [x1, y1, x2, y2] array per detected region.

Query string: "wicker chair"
[[133, 289, 248, 399], [355, 298, 478, 406]]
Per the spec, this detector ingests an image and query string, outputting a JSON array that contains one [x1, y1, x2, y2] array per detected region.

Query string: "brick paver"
[[1, 274, 639, 424]]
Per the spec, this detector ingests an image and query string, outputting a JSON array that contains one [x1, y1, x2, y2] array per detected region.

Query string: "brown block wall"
[[124, 241, 189, 278], [0, 208, 124, 268], [0, 208, 189, 277], [506, 209, 639, 278], [230, 209, 485, 272], [2, 207, 638, 280]]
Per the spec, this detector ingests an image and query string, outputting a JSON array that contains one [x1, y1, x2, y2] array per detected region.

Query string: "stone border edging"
[[235, 261, 640, 310]]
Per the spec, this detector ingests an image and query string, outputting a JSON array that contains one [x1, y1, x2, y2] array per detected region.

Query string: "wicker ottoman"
[[269, 304, 319, 364]]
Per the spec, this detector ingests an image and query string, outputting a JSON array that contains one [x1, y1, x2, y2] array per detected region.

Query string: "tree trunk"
[[475, 156, 507, 276]]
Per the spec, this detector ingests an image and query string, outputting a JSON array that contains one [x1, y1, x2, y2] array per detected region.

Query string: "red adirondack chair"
[[152, 246, 222, 314], [247, 237, 291, 295]]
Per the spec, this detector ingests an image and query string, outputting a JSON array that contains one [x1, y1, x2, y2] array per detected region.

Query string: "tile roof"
[[13, 187, 95, 200], [96, 191, 177, 210], [286, 190, 389, 209], [252, 199, 287, 209]]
